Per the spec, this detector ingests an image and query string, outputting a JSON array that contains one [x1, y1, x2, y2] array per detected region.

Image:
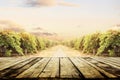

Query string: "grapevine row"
[[63, 30, 120, 56]]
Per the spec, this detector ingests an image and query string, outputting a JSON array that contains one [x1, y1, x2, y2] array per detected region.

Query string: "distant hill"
[[0, 20, 24, 32], [109, 24, 120, 30], [31, 31, 63, 41], [0, 20, 63, 41]]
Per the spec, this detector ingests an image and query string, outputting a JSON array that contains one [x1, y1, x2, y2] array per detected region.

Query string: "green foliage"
[[97, 30, 120, 56], [20, 32, 37, 53], [0, 30, 56, 56], [39, 38, 46, 50], [36, 37, 41, 51], [108, 49, 115, 56], [5, 50, 12, 56], [83, 33, 100, 54], [64, 30, 120, 56], [74, 38, 81, 50], [45, 39, 55, 48], [0, 31, 23, 56]]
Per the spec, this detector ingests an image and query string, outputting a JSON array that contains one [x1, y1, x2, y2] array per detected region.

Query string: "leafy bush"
[[64, 30, 120, 56], [83, 33, 100, 54], [0, 30, 56, 56], [0, 31, 23, 56], [97, 30, 120, 56], [20, 32, 37, 54]]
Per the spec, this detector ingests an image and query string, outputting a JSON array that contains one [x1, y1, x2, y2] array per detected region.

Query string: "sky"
[[0, 0, 120, 39]]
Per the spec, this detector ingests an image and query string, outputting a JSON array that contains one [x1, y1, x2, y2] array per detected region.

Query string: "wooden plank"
[[0, 57, 38, 78], [110, 57, 120, 59], [69, 57, 104, 79], [39, 58, 59, 78], [60, 57, 80, 78], [30, 58, 51, 78], [95, 57, 120, 64], [81, 57, 117, 78], [0, 57, 120, 79], [90, 57, 120, 77], [17, 58, 51, 78], [0, 58, 20, 67], [108, 57, 120, 64], [0, 57, 31, 71], [92, 57, 120, 69], [9, 57, 41, 77], [0, 57, 16, 61]]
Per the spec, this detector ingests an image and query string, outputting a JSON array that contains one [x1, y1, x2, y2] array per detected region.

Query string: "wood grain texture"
[[17, 58, 50, 78], [0, 57, 119, 79], [82, 57, 120, 78], [39, 58, 59, 78], [70, 57, 103, 79], [60, 57, 80, 78]]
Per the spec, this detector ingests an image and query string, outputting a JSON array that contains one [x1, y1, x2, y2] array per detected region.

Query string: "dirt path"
[[30, 45, 91, 57]]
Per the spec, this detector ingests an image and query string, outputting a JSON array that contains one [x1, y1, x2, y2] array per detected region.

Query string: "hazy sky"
[[0, 0, 120, 38]]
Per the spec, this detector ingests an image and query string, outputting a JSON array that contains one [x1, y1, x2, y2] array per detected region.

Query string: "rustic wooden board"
[[82, 57, 120, 78], [106, 57, 120, 64], [0, 57, 39, 78], [69, 57, 104, 79], [108, 57, 120, 64], [0, 57, 31, 71], [60, 57, 80, 78], [17, 58, 50, 78], [39, 58, 59, 78], [0, 57, 120, 79], [0, 58, 20, 68], [92, 57, 120, 69]]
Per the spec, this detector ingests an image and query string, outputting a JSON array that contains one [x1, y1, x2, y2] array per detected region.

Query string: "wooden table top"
[[0, 57, 120, 80]]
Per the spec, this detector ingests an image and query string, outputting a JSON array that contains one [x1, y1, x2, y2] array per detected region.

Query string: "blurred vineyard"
[[0, 30, 58, 57], [62, 30, 120, 57], [0, 29, 120, 57]]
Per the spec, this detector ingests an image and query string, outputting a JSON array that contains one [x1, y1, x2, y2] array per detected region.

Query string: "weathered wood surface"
[[0, 57, 120, 80]]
